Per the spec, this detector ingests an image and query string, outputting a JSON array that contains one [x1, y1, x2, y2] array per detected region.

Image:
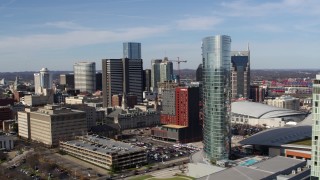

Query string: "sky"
[[0, 0, 320, 72]]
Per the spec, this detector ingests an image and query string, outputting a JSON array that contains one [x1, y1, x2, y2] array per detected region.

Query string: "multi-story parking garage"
[[60, 135, 147, 170]]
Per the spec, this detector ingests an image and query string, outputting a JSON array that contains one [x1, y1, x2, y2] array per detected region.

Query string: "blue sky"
[[0, 0, 320, 72]]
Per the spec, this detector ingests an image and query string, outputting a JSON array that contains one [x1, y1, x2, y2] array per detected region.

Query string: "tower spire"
[[247, 42, 250, 51]]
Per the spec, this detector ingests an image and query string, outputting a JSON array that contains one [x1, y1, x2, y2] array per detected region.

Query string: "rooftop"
[[201, 156, 306, 180], [240, 125, 311, 146], [231, 101, 306, 119], [162, 124, 187, 129], [61, 135, 144, 155]]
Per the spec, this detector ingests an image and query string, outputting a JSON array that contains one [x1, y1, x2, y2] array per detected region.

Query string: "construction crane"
[[169, 57, 187, 80]]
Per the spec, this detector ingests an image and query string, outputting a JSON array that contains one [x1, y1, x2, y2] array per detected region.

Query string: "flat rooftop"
[[61, 135, 145, 155], [200, 156, 306, 180], [162, 124, 187, 129]]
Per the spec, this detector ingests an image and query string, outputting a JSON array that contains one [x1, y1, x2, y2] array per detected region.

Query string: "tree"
[[11, 123, 18, 133]]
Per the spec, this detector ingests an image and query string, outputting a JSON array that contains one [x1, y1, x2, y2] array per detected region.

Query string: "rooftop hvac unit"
[[292, 170, 296, 174], [297, 167, 302, 172]]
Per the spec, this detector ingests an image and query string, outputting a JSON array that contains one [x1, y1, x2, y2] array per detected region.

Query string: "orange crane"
[[169, 57, 187, 80]]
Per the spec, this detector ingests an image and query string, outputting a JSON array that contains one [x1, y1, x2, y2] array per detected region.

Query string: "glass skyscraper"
[[311, 74, 320, 179], [202, 35, 231, 162], [34, 68, 52, 94], [160, 57, 174, 83], [74, 62, 96, 93], [123, 42, 141, 59], [231, 50, 250, 99]]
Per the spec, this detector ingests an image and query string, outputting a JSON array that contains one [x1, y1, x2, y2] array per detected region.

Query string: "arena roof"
[[231, 101, 306, 119], [239, 125, 311, 146]]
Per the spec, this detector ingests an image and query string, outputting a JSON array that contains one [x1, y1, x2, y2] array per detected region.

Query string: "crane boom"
[[169, 57, 187, 84]]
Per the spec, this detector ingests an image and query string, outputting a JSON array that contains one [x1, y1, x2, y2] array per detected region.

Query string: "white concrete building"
[[231, 101, 306, 128], [0, 134, 16, 150], [266, 95, 300, 111]]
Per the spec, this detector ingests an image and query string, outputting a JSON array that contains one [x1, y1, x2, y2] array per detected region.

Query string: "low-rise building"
[[266, 95, 300, 111], [18, 105, 87, 146], [60, 135, 147, 170], [0, 134, 16, 150], [107, 108, 160, 130], [199, 156, 310, 180], [23, 94, 53, 106]]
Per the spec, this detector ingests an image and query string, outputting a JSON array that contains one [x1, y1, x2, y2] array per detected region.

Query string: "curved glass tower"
[[74, 62, 96, 93], [202, 35, 231, 162]]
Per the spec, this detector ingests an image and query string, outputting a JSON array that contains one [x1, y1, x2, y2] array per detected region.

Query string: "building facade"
[[60, 74, 74, 89], [143, 69, 151, 91], [152, 86, 202, 143], [231, 50, 250, 99], [111, 94, 137, 108], [60, 135, 147, 170], [102, 58, 143, 107], [34, 68, 52, 94], [202, 35, 231, 161], [123, 42, 141, 59], [265, 95, 300, 111], [196, 64, 202, 82], [19, 105, 87, 146], [74, 62, 96, 93], [311, 74, 320, 179], [160, 57, 174, 83], [0, 134, 16, 150], [250, 85, 266, 102], [151, 59, 162, 91]]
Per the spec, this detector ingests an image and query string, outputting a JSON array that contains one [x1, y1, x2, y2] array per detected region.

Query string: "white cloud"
[[222, 0, 320, 17], [44, 21, 89, 30], [0, 26, 169, 53], [176, 16, 223, 30]]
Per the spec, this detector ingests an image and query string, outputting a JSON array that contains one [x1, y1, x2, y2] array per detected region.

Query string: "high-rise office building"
[[196, 64, 202, 82], [123, 42, 141, 59], [60, 74, 74, 89], [160, 57, 174, 83], [311, 74, 320, 179], [96, 72, 102, 91], [143, 69, 151, 91], [102, 58, 143, 107], [151, 59, 162, 91], [74, 62, 96, 93], [231, 49, 250, 99], [34, 68, 52, 94], [202, 35, 231, 162]]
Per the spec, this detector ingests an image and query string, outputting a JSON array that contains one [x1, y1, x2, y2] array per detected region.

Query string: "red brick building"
[[153, 87, 202, 143]]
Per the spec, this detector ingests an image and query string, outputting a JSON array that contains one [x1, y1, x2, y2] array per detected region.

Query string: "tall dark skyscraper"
[[231, 48, 250, 99], [202, 35, 231, 162], [143, 69, 151, 91], [95, 72, 102, 91], [196, 64, 202, 82], [123, 42, 141, 59], [151, 59, 162, 92], [102, 58, 143, 107]]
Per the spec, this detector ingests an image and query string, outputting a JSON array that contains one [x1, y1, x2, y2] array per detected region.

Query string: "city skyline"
[[1, 0, 320, 72]]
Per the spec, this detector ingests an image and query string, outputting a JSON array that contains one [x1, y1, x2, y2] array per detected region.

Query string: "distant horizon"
[[1, 68, 320, 74]]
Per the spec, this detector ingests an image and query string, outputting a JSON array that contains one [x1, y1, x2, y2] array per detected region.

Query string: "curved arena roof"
[[231, 101, 306, 119], [239, 125, 311, 146]]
